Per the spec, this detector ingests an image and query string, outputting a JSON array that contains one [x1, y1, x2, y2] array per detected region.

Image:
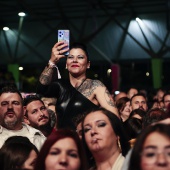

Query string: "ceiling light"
[[136, 17, 142, 24], [107, 69, 112, 73], [18, 12, 26, 17], [146, 72, 149, 76], [19, 67, 23, 71], [115, 91, 120, 95], [94, 74, 98, 78], [3, 27, 9, 31]]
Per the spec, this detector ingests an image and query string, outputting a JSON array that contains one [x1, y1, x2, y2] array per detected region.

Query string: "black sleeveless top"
[[37, 79, 99, 130]]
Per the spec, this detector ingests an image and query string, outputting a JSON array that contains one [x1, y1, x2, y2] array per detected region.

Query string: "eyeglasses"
[[141, 148, 170, 164]]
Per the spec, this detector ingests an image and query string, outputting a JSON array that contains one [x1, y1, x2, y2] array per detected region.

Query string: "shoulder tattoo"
[[78, 80, 104, 98], [105, 88, 116, 107]]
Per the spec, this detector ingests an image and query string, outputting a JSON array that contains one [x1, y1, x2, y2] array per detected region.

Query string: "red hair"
[[34, 129, 87, 170]]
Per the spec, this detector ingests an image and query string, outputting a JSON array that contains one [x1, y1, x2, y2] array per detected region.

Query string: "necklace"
[[75, 78, 87, 90]]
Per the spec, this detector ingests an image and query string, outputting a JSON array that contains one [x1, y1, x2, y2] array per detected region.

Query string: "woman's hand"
[[50, 41, 69, 64]]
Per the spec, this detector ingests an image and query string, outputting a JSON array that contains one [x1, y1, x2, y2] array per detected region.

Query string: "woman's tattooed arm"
[[39, 66, 55, 85]]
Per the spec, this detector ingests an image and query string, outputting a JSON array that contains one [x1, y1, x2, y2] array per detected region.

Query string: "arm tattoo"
[[78, 80, 104, 98], [39, 66, 54, 85], [105, 88, 116, 107]]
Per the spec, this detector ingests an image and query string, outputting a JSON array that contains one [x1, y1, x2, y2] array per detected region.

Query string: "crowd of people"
[[0, 41, 170, 170]]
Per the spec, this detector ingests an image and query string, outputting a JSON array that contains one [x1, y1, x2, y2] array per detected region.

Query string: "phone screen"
[[58, 30, 70, 55]]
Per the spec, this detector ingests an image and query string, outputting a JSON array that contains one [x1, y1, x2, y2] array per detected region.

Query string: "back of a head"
[[127, 87, 138, 99], [0, 136, 38, 170], [47, 109, 57, 128], [143, 108, 169, 128], [115, 92, 127, 102], [123, 117, 142, 140], [5, 136, 31, 145], [130, 109, 146, 119]]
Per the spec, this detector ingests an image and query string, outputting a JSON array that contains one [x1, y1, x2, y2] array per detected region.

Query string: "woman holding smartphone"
[[37, 41, 119, 130]]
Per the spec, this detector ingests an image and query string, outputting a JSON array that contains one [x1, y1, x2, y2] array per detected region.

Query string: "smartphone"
[[58, 30, 70, 56]]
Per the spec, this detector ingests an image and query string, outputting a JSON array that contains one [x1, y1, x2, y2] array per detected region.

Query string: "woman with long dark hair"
[[82, 107, 130, 170]]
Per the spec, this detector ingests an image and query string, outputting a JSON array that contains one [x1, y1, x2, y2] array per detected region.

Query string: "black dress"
[[37, 79, 99, 130]]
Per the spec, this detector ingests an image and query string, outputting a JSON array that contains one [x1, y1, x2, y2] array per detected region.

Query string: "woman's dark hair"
[[128, 124, 170, 170], [34, 129, 88, 170], [123, 117, 142, 140], [82, 107, 130, 157], [116, 97, 130, 114], [69, 42, 90, 61], [129, 109, 146, 119], [0, 136, 39, 170], [142, 108, 169, 128]]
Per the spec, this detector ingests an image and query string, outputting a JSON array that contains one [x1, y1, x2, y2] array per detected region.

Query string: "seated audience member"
[[73, 113, 86, 139], [41, 97, 57, 128], [127, 87, 138, 99], [128, 124, 170, 170], [129, 108, 146, 120], [0, 136, 39, 170], [163, 92, 170, 111], [82, 107, 130, 170], [148, 99, 162, 110], [23, 95, 55, 137], [122, 110, 169, 170], [123, 109, 146, 147], [21, 92, 36, 99], [41, 97, 57, 113], [155, 88, 166, 102], [114, 91, 127, 103], [139, 89, 148, 97], [130, 93, 148, 112], [47, 108, 57, 129], [0, 86, 46, 150], [34, 129, 88, 170], [123, 117, 143, 147], [116, 97, 132, 122], [142, 108, 169, 128], [166, 102, 170, 114]]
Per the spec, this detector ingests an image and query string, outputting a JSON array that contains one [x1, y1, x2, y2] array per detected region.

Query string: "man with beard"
[[0, 86, 46, 150], [23, 95, 55, 137], [130, 93, 148, 112]]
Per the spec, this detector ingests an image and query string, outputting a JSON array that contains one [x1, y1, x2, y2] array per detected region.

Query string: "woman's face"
[[83, 111, 118, 153], [66, 48, 90, 77], [140, 132, 170, 170], [121, 101, 132, 121], [45, 137, 81, 170], [21, 150, 38, 170]]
